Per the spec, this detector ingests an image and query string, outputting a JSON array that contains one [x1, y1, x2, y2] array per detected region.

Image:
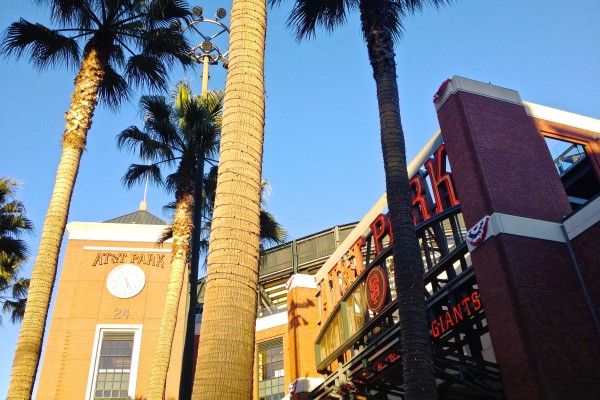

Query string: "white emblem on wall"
[[106, 264, 146, 299]]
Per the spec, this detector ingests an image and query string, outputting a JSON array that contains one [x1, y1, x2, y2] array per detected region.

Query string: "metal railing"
[[554, 143, 586, 175]]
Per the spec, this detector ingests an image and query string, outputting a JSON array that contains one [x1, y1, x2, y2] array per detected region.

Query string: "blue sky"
[[1, 0, 599, 397]]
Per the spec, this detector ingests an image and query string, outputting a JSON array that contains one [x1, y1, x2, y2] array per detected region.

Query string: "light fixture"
[[192, 6, 203, 17], [216, 8, 227, 19], [200, 41, 213, 52]]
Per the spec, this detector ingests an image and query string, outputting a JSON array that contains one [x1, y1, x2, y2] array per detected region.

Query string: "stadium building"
[[37, 77, 600, 400]]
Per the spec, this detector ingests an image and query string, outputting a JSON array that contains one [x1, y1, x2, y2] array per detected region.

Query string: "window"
[[86, 325, 142, 400], [257, 338, 284, 400], [544, 137, 600, 210]]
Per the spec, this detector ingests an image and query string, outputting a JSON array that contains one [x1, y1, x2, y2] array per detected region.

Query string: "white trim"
[[564, 195, 600, 239], [466, 213, 565, 252], [286, 274, 316, 291], [256, 311, 288, 332], [83, 246, 171, 253], [67, 222, 172, 243], [85, 324, 143, 400], [315, 130, 443, 282], [434, 76, 523, 111], [524, 101, 600, 135]]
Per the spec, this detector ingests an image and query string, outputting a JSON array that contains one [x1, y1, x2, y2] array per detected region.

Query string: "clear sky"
[[1, 0, 599, 397]]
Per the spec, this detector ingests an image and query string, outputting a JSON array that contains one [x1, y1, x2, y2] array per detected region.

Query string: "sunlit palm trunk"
[[147, 163, 195, 400], [192, 0, 266, 398], [360, 0, 437, 398], [8, 47, 105, 400]]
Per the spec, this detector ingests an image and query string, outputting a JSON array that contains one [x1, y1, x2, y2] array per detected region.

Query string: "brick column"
[[434, 77, 599, 399], [286, 274, 323, 400]]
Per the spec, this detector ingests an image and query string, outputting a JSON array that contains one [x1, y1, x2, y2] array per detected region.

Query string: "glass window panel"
[[256, 338, 284, 399], [94, 332, 134, 400]]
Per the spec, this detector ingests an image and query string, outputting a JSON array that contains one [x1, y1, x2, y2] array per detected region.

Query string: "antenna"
[[140, 160, 150, 211]]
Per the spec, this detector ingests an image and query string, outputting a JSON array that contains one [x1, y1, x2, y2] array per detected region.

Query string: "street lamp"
[[182, 6, 230, 93], [177, 6, 230, 400]]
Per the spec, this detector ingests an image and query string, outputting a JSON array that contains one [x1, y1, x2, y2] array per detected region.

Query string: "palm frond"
[[122, 163, 164, 189], [162, 200, 176, 216], [139, 94, 172, 122], [172, 80, 193, 113], [260, 210, 289, 248], [41, 0, 95, 27], [107, 43, 126, 68], [202, 165, 218, 212], [125, 53, 168, 91], [116, 125, 176, 162], [285, 0, 359, 40], [1, 19, 80, 69], [12, 278, 29, 299], [0, 254, 24, 287], [145, 0, 191, 28], [164, 171, 179, 194], [0, 178, 33, 260], [0, 238, 29, 261], [157, 225, 173, 244], [399, 0, 456, 13], [2, 298, 27, 324], [138, 95, 183, 150], [98, 64, 131, 109], [142, 27, 192, 68]]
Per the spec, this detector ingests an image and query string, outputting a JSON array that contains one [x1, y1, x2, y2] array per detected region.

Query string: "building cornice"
[[67, 222, 172, 243]]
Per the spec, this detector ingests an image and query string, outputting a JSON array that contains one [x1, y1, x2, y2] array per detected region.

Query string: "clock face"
[[106, 264, 146, 299]]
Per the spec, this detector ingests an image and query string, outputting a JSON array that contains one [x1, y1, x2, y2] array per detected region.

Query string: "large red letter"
[[410, 174, 433, 224], [348, 236, 366, 276], [424, 145, 459, 214], [370, 214, 392, 256]]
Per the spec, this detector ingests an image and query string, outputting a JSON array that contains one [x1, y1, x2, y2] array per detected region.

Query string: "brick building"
[[37, 76, 600, 400], [246, 77, 600, 400]]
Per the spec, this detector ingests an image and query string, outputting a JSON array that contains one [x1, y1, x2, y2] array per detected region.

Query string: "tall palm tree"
[[1, 2, 192, 397], [272, 0, 452, 397], [0, 178, 33, 326], [117, 85, 222, 400], [192, 0, 268, 398], [199, 174, 288, 252]]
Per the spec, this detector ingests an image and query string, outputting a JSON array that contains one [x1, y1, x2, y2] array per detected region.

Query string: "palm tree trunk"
[[7, 47, 105, 400], [179, 153, 205, 400], [360, 1, 437, 398], [192, 0, 266, 398], [147, 163, 196, 400]]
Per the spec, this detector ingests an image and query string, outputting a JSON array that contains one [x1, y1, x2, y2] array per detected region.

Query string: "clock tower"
[[37, 206, 186, 400]]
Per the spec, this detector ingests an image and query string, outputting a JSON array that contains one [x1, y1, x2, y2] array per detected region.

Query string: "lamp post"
[[182, 5, 230, 93], [178, 6, 229, 399]]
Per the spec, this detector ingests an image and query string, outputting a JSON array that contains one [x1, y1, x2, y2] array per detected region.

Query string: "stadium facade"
[[37, 77, 600, 400]]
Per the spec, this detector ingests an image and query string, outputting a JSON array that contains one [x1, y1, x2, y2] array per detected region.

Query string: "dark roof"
[[103, 210, 166, 225]]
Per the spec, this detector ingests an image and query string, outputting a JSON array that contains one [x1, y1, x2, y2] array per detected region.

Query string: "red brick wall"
[[571, 222, 600, 330], [436, 87, 598, 399], [438, 92, 571, 228]]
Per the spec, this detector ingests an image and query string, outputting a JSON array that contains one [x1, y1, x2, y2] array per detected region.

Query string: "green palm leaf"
[[1, 19, 80, 69]]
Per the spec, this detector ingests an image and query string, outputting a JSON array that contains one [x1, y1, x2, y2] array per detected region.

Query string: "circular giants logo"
[[365, 266, 388, 313]]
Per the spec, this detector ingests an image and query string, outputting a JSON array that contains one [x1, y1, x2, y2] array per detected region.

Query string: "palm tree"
[[117, 84, 222, 400], [157, 164, 286, 399], [272, 0, 452, 397], [1, 2, 192, 397], [199, 174, 288, 252], [0, 178, 33, 326], [192, 0, 268, 398]]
